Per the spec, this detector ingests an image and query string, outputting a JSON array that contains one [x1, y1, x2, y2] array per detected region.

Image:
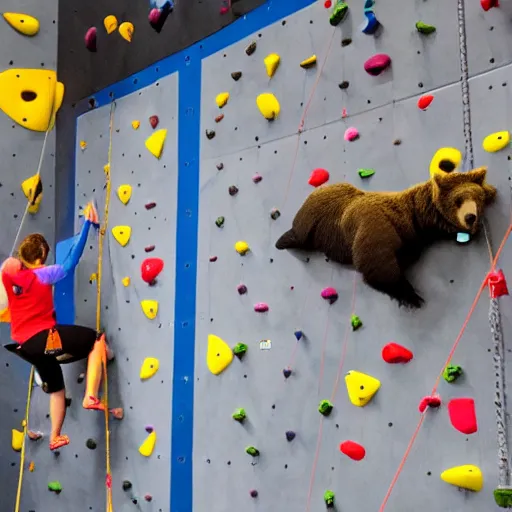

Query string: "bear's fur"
[[275, 168, 497, 309]]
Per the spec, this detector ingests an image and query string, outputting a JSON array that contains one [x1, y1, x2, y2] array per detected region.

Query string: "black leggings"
[[12, 325, 97, 393]]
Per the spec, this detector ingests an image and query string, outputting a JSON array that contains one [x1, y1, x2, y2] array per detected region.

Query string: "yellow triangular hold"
[[104, 15, 118, 34], [145, 129, 167, 159], [345, 370, 381, 407], [216, 92, 230, 108], [441, 465, 483, 492], [139, 431, 156, 457], [140, 357, 160, 380], [141, 300, 158, 320], [131, 120, 140, 130], [111, 226, 131, 247], [12, 429, 23, 452], [119, 21, 134, 42], [0, 69, 64, 132], [482, 131, 510, 153], [256, 93, 280, 120], [207, 334, 234, 375], [3, 13, 40, 36], [122, 276, 130, 287], [21, 174, 43, 214], [117, 184, 132, 205], [264, 53, 280, 78], [300, 55, 317, 69]]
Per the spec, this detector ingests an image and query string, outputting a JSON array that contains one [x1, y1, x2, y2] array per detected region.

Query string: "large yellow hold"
[[482, 131, 510, 153], [117, 184, 132, 205], [3, 13, 40, 36], [111, 225, 132, 246], [21, 174, 43, 214], [12, 429, 23, 452], [264, 53, 280, 77], [429, 147, 462, 177], [207, 334, 234, 375], [140, 357, 160, 380], [139, 431, 156, 457], [256, 93, 280, 120], [104, 15, 118, 34], [119, 22, 134, 42], [0, 69, 64, 131], [145, 129, 167, 159], [216, 92, 230, 108], [440, 465, 483, 492], [345, 370, 381, 407], [141, 300, 158, 320]]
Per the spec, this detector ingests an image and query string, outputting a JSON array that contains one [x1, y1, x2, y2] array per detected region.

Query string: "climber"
[[0, 201, 114, 451]]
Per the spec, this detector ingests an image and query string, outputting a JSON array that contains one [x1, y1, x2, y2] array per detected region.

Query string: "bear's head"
[[431, 167, 496, 234]]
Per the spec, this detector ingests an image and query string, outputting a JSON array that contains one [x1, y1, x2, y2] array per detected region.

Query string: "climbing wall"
[[0, 2, 59, 510], [194, 1, 512, 511]]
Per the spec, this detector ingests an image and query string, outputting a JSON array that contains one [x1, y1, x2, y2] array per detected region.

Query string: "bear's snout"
[[456, 199, 478, 230]]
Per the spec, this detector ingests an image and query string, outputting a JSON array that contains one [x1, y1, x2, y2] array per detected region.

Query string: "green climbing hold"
[[246, 446, 260, 457], [215, 216, 225, 228], [233, 342, 248, 358], [318, 399, 334, 416], [358, 168, 375, 178], [324, 490, 335, 508], [351, 314, 362, 331], [232, 408, 246, 422], [443, 364, 463, 383], [416, 21, 436, 35], [329, 1, 348, 26], [48, 481, 62, 493], [494, 487, 512, 508]]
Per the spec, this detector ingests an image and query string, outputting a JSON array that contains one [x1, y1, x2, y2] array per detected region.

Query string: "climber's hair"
[[18, 233, 50, 267]]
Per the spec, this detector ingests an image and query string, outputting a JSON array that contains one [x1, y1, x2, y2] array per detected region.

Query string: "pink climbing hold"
[[308, 168, 330, 187], [148, 8, 161, 24], [252, 174, 263, 183], [481, 0, 499, 11], [220, 6, 229, 14], [339, 440, 366, 461], [364, 54, 391, 76], [418, 395, 441, 413], [85, 27, 97, 52], [321, 287, 338, 304], [141, 258, 164, 284], [344, 127, 359, 142], [381, 342, 413, 364], [254, 303, 269, 312], [448, 398, 478, 435]]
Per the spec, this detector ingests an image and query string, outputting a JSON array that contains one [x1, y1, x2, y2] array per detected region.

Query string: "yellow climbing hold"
[[141, 300, 159, 320], [122, 276, 130, 287], [3, 13, 40, 36], [0, 69, 64, 132], [235, 241, 250, 255], [131, 120, 140, 130], [482, 131, 510, 153], [104, 163, 110, 174], [256, 93, 280, 120], [300, 55, 317, 68], [117, 184, 132, 205], [441, 465, 483, 492], [119, 21, 134, 42], [145, 129, 167, 159], [345, 370, 381, 407], [111, 226, 132, 247], [207, 334, 234, 375], [139, 430, 156, 457], [21, 174, 43, 214], [264, 53, 280, 78], [429, 147, 462, 177], [80, 140, 87, 150], [216, 92, 230, 108], [11, 429, 23, 452], [89, 273, 97, 282], [140, 357, 160, 380], [103, 15, 118, 34]]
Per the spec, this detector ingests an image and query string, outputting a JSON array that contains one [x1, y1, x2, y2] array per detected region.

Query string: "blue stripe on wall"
[[70, 1, 316, 510]]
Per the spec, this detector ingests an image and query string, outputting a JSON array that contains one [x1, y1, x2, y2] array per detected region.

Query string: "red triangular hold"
[[381, 342, 413, 364], [339, 440, 365, 461], [308, 168, 330, 187], [448, 398, 478, 435]]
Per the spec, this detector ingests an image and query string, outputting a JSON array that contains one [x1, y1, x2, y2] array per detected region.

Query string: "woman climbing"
[[1, 201, 115, 451]]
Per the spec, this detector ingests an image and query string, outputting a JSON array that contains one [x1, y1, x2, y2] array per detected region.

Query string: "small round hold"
[[344, 127, 359, 142], [144, 494, 153, 502], [283, 367, 292, 378], [209, 256, 218, 262], [393, 139, 402, 146], [252, 174, 263, 183], [216, 162, 224, 170], [86, 438, 97, 450], [270, 208, 281, 220], [228, 185, 239, 196], [145, 425, 154, 433], [77, 373, 85, 383], [206, 129, 216, 140], [285, 430, 296, 441], [132, 498, 138, 504], [254, 302, 269, 313], [341, 38, 352, 47], [122, 480, 133, 491], [338, 81, 349, 90], [237, 284, 248, 295], [231, 71, 242, 81], [321, 287, 339, 304], [250, 489, 258, 498]]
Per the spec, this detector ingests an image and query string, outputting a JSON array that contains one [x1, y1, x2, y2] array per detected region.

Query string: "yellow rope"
[[96, 101, 115, 512]]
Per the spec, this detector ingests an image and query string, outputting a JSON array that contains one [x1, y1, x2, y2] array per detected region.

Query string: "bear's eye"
[[455, 197, 464, 208]]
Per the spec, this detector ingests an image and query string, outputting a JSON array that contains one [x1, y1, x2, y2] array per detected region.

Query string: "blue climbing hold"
[[294, 330, 303, 341], [361, 0, 379, 35], [285, 431, 296, 442], [456, 232, 471, 244], [283, 367, 292, 379]]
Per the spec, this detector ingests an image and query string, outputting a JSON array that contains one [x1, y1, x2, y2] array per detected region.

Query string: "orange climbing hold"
[[417, 94, 434, 110], [448, 398, 478, 434]]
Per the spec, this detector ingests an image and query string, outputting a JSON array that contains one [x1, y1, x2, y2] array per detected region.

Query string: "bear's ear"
[[466, 166, 487, 186], [432, 172, 450, 191]]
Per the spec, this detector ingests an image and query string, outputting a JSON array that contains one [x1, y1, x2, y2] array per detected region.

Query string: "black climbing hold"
[[338, 81, 349, 90], [270, 208, 281, 220], [132, 498, 138, 504], [294, 330, 303, 341], [341, 38, 352, 47], [245, 41, 257, 55], [206, 129, 216, 140], [65, 397, 72, 407], [285, 430, 296, 442], [231, 71, 242, 81], [228, 185, 239, 196], [250, 489, 258, 498], [283, 367, 292, 379], [393, 139, 402, 146], [77, 373, 85, 383], [86, 438, 97, 450], [215, 216, 225, 228], [122, 480, 133, 491], [439, 159, 456, 172], [216, 163, 224, 170]]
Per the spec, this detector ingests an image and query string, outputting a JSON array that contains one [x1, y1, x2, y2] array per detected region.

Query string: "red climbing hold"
[[145, 202, 157, 210], [417, 95, 434, 111], [381, 342, 413, 364], [145, 245, 156, 253], [487, 269, 509, 298], [324, 0, 332, 7], [339, 440, 366, 461], [418, 395, 441, 413], [149, 115, 159, 129], [308, 168, 330, 187], [141, 258, 164, 284], [481, 0, 499, 11], [85, 27, 97, 52], [448, 398, 478, 435]]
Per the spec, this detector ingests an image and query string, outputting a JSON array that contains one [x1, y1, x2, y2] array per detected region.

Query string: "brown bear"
[[275, 167, 497, 309]]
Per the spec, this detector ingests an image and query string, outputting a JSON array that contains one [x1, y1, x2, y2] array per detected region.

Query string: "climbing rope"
[[95, 100, 116, 512]]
